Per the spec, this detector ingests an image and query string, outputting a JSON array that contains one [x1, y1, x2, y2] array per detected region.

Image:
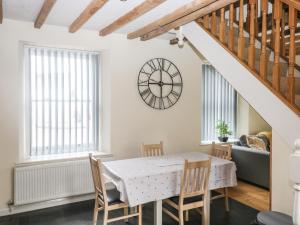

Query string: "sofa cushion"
[[239, 135, 250, 147], [246, 135, 267, 151]]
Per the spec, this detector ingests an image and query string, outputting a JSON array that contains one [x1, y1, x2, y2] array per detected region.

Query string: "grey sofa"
[[231, 145, 270, 189]]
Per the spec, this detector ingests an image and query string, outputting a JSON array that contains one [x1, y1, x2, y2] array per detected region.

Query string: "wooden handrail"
[[197, 0, 300, 115], [280, 0, 300, 11]]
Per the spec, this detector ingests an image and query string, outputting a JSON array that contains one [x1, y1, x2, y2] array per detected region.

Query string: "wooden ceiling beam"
[[140, 0, 237, 41], [34, 0, 57, 29], [127, 0, 216, 40], [100, 0, 166, 36], [69, 0, 108, 33]]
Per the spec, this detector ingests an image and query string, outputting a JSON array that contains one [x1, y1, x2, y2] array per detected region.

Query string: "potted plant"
[[216, 120, 232, 142]]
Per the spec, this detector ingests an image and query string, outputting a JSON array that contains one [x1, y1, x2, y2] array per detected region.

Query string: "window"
[[24, 45, 101, 157], [201, 64, 237, 142]]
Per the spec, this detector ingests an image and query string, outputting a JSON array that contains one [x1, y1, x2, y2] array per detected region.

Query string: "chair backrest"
[[141, 141, 164, 157], [212, 142, 232, 160], [180, 159, 211, 199], [89, 154, 107, 207]]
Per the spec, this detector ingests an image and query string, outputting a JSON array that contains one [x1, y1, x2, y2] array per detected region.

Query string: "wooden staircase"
[[196, 0, 300, 116]]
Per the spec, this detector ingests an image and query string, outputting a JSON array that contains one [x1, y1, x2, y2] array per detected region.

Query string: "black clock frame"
[[137, 58, 183, 110]]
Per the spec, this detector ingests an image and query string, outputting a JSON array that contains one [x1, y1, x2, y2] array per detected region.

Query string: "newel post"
[[290, 139, 300, 225]]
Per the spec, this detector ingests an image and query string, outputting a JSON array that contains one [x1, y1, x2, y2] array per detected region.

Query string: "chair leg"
[[179, 209, 184, 225], [92, 200, 99, 225], [224, 187, 230, 212], [138, 204, 143, 225], [103, 208, 108, 225], [185, 210, 189, 222], [202, 192, 210, 225], [124, 207, 128, 222]]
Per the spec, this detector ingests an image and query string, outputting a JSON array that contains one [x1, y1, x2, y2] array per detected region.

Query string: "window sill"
[[200, 138, 239, 146], [16, 151, 113, 167]]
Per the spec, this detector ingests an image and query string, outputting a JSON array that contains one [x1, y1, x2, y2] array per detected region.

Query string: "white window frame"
[[23, 44, 103, 160]]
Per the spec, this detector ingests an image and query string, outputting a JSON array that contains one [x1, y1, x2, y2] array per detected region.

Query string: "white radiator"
[[14, 159, 94, 205]]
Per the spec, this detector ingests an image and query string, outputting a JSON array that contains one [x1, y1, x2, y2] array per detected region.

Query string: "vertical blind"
[[24, 46, 100, 157], [201, 65, 237, 141]]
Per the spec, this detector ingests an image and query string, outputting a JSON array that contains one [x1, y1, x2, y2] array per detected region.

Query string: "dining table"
[[103, 151, 237, 225]]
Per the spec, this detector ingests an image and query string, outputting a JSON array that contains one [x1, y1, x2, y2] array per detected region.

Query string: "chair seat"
[[106, 189, 123, 205], [168, 195, 203, 205]]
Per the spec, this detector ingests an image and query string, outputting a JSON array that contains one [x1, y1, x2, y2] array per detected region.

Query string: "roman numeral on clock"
[[140, 88, 151, 99], [138, 80, 148, 86], [159, 98, 165, 110], [171, 72, 180, 78], [148, 94, 156, 108], [171, 90, 180, 99], [157, 58, 165, 70], [147, 60, 157, 73], [140, 69, 151, 78]]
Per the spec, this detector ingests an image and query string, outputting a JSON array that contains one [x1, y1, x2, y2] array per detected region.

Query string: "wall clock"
[[138, 58, 183, 110]]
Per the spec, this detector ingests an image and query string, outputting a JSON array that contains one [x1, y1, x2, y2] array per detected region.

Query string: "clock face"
[[138, 58, 183, 110]]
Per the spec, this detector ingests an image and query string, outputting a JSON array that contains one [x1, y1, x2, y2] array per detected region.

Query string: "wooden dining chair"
[[211, 141, 232, 212], [140, 141, 164, 157], [89, 154, 142, 225], [212, 141, 232, 160], [162, 159, 211, 225]]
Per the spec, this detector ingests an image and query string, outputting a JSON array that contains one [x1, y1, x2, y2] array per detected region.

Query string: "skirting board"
[[0, 194, 94, 217], [0, 183, 115, 217]]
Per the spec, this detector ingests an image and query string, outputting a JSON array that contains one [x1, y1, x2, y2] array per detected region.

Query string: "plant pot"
[[218, 137, 229, 142]]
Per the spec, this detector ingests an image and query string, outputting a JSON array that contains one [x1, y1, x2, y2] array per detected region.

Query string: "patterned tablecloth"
[[103, 152, 237, 207]]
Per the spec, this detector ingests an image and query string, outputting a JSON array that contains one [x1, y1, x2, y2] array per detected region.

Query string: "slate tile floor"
[[0, 198, 258, 225]]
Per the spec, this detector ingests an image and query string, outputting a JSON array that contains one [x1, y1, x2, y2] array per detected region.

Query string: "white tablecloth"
[[103, 152, 237, 207]]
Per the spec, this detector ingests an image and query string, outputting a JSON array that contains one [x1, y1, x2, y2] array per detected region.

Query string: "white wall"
[[272, 130, 294, 214], [237, 95, 271, 137], [0, 19, 203, 212]]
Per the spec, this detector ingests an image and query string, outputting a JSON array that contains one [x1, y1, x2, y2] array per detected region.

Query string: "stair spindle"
[[260, 0, 268, 80], [203, 15, 210, 30], [238, 0, 245, 59], [219, 8, 226, 43], [272, 0, 282, 92], [248, 0, 257, 69], [211, 11, 217, 35], [246, 3, 251, 31], [270, 3, 276, 48], [228, 3, 235, 51], [281, 9, 287, 57], [255, 0, 259, 36], [287, 5, 296, 103]]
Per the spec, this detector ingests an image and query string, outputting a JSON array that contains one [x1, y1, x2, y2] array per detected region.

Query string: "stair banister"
[[260, 0, 268, 80], [287, 5, 296, 104], [272, 0, 282, 92], [290, 139, 300, 225]]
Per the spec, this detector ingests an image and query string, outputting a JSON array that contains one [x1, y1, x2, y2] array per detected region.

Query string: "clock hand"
[[164, 83, 182, 86], [149, 78, 160, 85], [149, 78, 159, 83]]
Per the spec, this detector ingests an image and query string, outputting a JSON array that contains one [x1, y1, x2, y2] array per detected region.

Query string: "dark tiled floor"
[[0, 198, 258, 225]]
